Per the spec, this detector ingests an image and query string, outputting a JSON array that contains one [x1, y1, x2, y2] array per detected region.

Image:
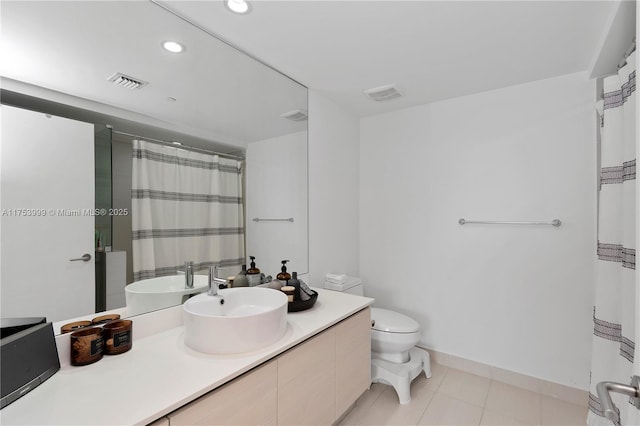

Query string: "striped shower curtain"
[[131, 140, 244, 281], [588, 52, 637, 426]]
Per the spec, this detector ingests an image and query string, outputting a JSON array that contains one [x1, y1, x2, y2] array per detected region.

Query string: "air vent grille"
[[107, 72, 148, 90], [364, 84, 402, 102], [281, 109, 308, 121]]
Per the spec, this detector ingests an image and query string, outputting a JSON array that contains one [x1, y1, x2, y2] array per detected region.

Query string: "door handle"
[[70, 253, 92, 262], [596, 375, 640, 426]]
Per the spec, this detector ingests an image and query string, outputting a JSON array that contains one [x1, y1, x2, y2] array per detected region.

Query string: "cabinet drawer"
[[169, 360, 277, 426], [277, 330, 336, 426], [335, 307, 371, 417]]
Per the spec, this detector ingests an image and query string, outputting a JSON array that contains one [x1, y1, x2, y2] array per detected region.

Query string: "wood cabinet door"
[[277, 329, 336, 426], [335, 307, 372, 417], [169, 360, 277, 425]]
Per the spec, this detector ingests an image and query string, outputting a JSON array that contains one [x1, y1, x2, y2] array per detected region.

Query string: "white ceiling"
[[0, 0, 624, 147], [164, 0, 618, 117], [0, 0, 307, 149]]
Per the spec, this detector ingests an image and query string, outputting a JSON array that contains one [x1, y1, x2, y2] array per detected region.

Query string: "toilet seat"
[[371, 308, 420, 333]]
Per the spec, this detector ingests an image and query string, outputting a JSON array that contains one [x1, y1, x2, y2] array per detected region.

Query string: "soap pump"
[[234, 264, 248, 287], [246, 256, 261, 286], [288, 271, 302, 301], [276, 260, 291, 283]]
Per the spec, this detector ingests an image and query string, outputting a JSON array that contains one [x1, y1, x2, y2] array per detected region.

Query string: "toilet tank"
[[324, 277, 364, 296]]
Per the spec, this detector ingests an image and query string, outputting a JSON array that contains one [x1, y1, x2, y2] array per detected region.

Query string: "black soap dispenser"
[[288, 271, 301, 301], [276, 260, 292, 283]]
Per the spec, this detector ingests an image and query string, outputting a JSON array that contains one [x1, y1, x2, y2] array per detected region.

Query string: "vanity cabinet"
[[335, 307, 372, 416], [278, 329, 336, 425], [148, 417, 169, 426], [164, 307, 370, 426], [168, 361, 278, 425]]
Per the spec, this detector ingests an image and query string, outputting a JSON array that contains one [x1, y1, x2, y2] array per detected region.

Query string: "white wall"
[[307, 91, 360, 286], [359, 72, 597, 389], [246, 131, 308, 276]]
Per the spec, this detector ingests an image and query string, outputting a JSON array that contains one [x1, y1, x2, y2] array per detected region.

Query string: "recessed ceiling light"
[[224, 0, 251, 14], [162, 41, 184, 53]]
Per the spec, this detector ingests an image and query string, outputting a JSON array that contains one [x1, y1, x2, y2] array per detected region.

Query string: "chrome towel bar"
[[458, 218, 561, 227], [252, 217, 294, 223]]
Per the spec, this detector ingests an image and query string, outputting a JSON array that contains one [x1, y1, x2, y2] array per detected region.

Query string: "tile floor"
[[338, 363, 588, 426]]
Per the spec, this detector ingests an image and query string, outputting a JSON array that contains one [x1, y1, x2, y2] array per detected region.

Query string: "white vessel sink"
[[183, 287, 288, 354], [125, 275, 208, 316]]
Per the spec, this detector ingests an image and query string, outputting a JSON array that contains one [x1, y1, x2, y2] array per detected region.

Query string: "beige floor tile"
[[539, 380, 588, 407], [480, 409, 534, 426], [540, 395, 588, 426], [409, 363, 448, 395], [438, 368, 491, 407], [490, 367, 540, 394], [485, 381, 541, 425], [339, 383, 388, 425], [418, 392, 483, 426], [422, 362, 449, 392], [357, 383, 435, 426]]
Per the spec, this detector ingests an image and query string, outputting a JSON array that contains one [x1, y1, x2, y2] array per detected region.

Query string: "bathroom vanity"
[[0, 289, 373, 425]]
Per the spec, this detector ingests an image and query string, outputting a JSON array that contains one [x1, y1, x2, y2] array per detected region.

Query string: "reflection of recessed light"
[[162, 41, 184, 53], [224, 0, 251, 14], [171, 141, 182, 146]]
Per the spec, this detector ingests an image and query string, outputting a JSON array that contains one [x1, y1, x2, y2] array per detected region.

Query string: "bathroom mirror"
[[0, 1, 308, 328]]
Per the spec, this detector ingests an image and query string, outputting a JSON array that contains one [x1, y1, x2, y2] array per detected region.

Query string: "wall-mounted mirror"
[[0, 0, 308, 329]]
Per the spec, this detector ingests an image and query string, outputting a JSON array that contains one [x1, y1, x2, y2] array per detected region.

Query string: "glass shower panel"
[[94, 126, 112, 248]]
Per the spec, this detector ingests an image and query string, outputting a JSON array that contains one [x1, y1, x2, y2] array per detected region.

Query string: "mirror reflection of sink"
[[125, 275, 208, 316], [183, 287, 288, 354]]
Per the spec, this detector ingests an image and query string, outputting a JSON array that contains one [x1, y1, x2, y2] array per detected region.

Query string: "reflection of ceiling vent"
[[107, 72, 148, 90], [281, 109, 308, 121], [364, 84, 402, 102]]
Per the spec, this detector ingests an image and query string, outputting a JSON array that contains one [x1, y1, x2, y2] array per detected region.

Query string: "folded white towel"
[[325, 272, 347, 284]]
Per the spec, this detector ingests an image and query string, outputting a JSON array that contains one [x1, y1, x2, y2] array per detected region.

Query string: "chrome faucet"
[[208, 265, 228, 296], [184, 261, 194, 289]]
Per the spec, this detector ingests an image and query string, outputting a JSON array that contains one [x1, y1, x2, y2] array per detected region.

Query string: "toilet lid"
[[371, 308, 420, 333]]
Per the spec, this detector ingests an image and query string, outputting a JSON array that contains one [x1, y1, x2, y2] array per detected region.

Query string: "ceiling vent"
[[107, 72, 148, 90], [281, 109, 308, 121], [364, 84, 402, 102]]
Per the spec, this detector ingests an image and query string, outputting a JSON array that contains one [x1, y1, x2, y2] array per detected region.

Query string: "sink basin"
[[125, 275, 208, 316], [183, 287, 288, 354]]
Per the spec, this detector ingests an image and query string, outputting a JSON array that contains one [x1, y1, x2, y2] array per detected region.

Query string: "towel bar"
[[252, 217, 294, 223], [458, 218, 561, 227]]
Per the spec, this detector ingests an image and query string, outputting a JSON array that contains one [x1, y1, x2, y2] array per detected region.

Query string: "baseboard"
[[421, 346, 588, 407]]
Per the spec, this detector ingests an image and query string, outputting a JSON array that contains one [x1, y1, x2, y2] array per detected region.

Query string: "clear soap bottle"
[[246, 256, 261, 286], [234, 264, 249, 287]]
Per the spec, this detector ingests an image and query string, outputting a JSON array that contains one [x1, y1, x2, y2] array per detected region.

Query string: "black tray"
[[288, 290, 318, 312]]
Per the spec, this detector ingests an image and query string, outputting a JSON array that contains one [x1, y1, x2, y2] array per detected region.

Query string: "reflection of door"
[[1, 105, 95, 322]]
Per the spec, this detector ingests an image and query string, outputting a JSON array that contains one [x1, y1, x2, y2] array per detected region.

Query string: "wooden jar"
[[102, 320, 132, 355], [70, 327, 104, 366]]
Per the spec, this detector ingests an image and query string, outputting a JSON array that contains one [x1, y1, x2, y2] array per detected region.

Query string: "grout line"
[[413, 396, 429, 425], [481, 378, 492, 408], [479, 407, 488, 426]]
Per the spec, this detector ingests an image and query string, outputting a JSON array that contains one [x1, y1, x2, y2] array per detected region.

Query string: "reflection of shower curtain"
[[131, 140, 244, 281], [588, 53, 636, 426]]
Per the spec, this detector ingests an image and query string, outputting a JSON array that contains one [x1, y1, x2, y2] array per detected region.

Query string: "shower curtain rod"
[[112, 130, 244, 161], [617, 37, 636, 70]]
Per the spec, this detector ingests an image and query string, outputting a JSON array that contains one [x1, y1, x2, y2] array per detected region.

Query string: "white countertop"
[[0, 288, 374, 426]]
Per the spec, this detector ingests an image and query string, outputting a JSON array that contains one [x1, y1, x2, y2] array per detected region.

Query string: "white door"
[[1, 105, 95, 322]]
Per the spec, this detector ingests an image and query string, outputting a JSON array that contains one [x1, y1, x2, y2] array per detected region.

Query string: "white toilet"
[[324, 277, 432, 404]]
